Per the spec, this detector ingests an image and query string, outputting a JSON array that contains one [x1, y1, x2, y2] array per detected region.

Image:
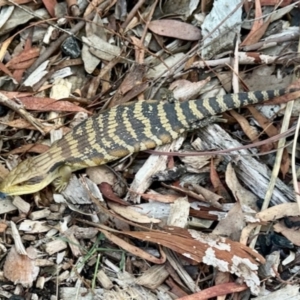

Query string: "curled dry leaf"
[[210, 159, 232, 201], [100, 182, 129, 206], [240, 0, 268, 47], [82, 35, 121, 61], [256, 203, 300, 222], [3, 246, 39, 288], [225, 163, 258, 212], [149, 20, 201, 41], [229, 109, 259, 142]]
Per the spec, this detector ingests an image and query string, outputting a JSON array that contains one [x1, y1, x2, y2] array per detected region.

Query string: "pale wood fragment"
[[12, 196, 30, 214], [44, 240, 67, 255], [29, 208, 51, 220], [96, 269, 113, 289]]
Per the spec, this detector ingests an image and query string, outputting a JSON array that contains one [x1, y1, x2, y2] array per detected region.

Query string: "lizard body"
[[0, 88, 296, 196]]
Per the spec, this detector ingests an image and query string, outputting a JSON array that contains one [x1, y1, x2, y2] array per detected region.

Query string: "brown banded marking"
[[121, 105, 139, 150], [78, 131, 107, 167], [156, 103, 179, 139], [92, 113, 113, 150], [114, 102, 150, 152], [122, 107, 139, 140], [133, 102, 163, 150], [58, 112, 114, 164], [173, 102, 189, 129], [30, 145, 64, 173], [87, 108, 127, 161], [95, 108, 119, 149], [106, 105, 136, 155]]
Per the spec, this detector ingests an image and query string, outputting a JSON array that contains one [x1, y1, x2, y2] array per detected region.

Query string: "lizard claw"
[[53, 165, 72, 192], [53, 178, 69, 192]]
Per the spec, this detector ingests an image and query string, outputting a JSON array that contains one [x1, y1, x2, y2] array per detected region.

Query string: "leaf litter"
[[0, 0, 300, 299]]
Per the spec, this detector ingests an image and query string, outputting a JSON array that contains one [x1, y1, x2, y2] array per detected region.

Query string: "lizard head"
[[0, 157, 62, 196]]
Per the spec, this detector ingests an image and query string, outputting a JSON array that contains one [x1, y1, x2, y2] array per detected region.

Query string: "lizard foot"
[[53, 165, 72, 192]]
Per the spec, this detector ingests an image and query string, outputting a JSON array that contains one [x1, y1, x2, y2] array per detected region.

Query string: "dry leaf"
[[3, 246, 39, 287], [210, 159, 232, 202], [240, 0, 270, 47], [18, 96, 89, 113], [9, 143, 50, 155], [178, 282, 248, 300], [6, 48, 40, 69], [225, 163, 258, 211], [230, 109, 259, 142], [149, 20, 201, 41], [213, 203, 245, 241], [100, 183, 129, 206], [256, 203, 300, 222]]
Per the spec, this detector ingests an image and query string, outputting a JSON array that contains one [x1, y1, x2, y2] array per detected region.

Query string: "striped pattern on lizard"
[[0, 88, 297, 196]]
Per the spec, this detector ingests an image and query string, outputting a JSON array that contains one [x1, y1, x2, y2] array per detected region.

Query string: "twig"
[[86, 56, 123, 99], [0, 92, 46, 135], [121, 0, 147, 30], [292, 116, 300, 212]]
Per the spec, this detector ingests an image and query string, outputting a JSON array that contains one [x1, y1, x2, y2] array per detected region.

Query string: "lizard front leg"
[[53, 165, 73, 192]]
